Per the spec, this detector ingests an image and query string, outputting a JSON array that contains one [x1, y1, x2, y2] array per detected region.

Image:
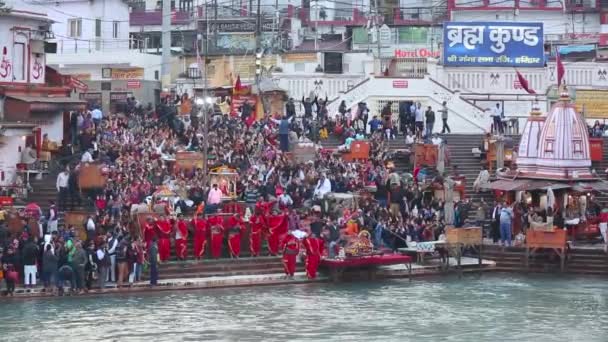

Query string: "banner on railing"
[[443, 22, 544, 67]]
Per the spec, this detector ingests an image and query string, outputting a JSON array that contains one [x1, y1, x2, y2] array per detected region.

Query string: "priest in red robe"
[[192, 213, 208, 259], [282, 232, 299, 277], [143, 217, 157, 252], [249, 214, 263, 257], [227, 213, 244, 259], [155, 215, 172, 262], [175, 214, 189, 260], [208, 215, 225, 258], [303, 234, 323, 279], [267, 214, 287, 256]]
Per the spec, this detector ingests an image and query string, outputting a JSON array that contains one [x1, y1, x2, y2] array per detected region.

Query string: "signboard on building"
[[443, 22, 544, 67], [282, 53, 317, 63], [575, 90, 608, 118], [111, 68, 144, 80], [127, 80, 141, 89], [394, 48, 439, 58], [198, 19, 273, 33], [392, 80, 408, 88]]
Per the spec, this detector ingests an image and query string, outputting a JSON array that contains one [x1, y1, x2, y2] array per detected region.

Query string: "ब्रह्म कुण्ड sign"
[[443, 22, 544, 67]]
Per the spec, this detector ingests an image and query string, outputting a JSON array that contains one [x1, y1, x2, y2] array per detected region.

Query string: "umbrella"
[[547, 187, 555, 210], [24, 203, 41, 218]]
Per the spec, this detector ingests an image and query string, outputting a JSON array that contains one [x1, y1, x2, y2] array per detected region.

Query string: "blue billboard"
[[443, 22, 544, 67]]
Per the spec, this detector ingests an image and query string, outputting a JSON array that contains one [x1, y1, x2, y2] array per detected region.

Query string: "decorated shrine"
[[488, 88, 608, 242], [209, 166, 238, 200]]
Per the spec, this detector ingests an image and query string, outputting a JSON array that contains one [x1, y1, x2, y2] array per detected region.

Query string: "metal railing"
[[56, 38, 148, 54], [377, 58, 428, 78]]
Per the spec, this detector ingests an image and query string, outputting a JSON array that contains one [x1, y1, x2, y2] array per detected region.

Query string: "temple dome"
[[530, 90, 593, 180], [516, 103, 545, 177]]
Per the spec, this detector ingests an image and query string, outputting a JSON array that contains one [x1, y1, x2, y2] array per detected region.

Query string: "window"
[[155, 70, 159, 80], [12, 42, 25, 81], [68, 19, 82, 38], [95, 19, 102, 38], [113, 21, 119, 39], [294, 63, 305, 72]]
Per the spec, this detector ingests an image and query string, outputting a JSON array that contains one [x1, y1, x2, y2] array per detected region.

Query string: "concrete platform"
[[1, 257, 498, 300]]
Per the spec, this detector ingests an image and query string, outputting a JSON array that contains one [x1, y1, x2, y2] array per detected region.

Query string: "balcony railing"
[[376, 58, 428, 78], [55, 38, 147, 54], [130, 10, 191, 26], [449, 0, 598, 10]]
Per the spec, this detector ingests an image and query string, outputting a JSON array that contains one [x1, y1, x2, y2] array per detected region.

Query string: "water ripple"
[[1, 274, 608, 342]]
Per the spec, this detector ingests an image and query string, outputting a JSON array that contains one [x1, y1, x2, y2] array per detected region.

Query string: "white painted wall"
[[0, 135, 27, 186], [0, 14, 49, 84], [451, 11, 600, 36], [38, 113, 66, 144], [47, 50, 162, 81], [23, 0, 131, 53]]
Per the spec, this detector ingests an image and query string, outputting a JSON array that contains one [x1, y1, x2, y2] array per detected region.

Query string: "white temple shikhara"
[[515, 87, 595, 181]]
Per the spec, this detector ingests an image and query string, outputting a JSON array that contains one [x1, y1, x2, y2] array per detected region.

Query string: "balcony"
[[391, 7, 442, 25], [130, 10, 191, 26], [54, 38, 146, 54], [294, 6, 367, 26]]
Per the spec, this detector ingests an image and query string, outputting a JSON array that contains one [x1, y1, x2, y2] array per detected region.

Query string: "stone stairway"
[[480, 245, 608, 275], [143, 256, 304, 280]]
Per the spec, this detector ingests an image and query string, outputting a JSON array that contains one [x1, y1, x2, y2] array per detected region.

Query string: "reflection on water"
[[1, 274, 607, 342]]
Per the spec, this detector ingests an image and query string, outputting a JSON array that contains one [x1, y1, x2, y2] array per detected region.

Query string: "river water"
[[1, 274, 607, 342]]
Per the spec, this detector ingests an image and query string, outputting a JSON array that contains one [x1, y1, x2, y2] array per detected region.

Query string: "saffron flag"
[[516, 71, 535, 94], [556, 48, 565, 86]]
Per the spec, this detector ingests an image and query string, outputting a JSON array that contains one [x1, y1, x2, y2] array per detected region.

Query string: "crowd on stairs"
[[0, 94, 500, 297]]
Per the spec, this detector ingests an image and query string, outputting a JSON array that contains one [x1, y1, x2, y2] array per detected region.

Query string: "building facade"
[[0, 6, 85, 187]]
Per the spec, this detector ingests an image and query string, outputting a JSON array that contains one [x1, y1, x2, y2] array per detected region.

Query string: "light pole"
[[196, 96, 213, 183]]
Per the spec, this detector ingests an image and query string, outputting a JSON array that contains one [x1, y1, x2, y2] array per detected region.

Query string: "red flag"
[[556, 48, 565, 86], [516, 71, 535, 94], [234, 75, 243, 91]]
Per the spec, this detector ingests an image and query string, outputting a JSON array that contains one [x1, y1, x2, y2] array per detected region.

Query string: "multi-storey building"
[[22, 0, 163, 112], [0, 4, 86, 187]]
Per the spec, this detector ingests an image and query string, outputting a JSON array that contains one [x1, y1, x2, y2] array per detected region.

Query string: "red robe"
[[143, 222, 157, 251], [227, 216, 244, 258], [282, 235, 299, 276], [192, 218, 208, 259], [156, 219, 172, 262], [208, 216, 225, 258], [175, 219, 189, 260], [303, 237, 322, 279], [249, 215, 263, 257], [267, 214, 287, 256]]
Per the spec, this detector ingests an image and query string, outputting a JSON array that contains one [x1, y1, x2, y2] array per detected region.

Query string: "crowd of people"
[[0, 93, 466, 296]]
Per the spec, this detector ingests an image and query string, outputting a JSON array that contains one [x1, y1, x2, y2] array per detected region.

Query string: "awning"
[[573, 182, 608, 193], [6, 95, 86, 112], [484, 180, 571, 192]]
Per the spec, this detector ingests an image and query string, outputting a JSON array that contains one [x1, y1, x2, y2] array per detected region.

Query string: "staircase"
[[481, 245, 608, 275], [143, 256, 303, 280], [326, 75, 491, 134]]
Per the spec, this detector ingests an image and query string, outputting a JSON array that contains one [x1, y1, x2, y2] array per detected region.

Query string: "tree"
[[0, 1, 10, 13]]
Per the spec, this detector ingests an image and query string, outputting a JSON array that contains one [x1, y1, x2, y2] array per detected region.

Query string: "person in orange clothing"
[[192, 213, 208, 259], [249, 214, 264, 257], [303, 233, 323, 279], [282, 232, 300, 278], [155, 215, 172, 262], [208, 215, 225, 258], [227, 213, 245, 258], [174, 214, 189, 260]]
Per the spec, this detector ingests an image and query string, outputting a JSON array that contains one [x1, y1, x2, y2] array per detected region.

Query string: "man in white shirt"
[[414, 102, 424, 138], [81, 149, 94, 163], [490, 103, 503, 135], [314, 174, 332, 200], [206, 184, 223, 214], [86, 215, 96, 240], [56, 167, 70, 211], [91, 107, 103, 129]]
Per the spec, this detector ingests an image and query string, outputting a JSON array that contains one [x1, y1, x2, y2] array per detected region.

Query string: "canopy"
[[484, 180, 571, 192]]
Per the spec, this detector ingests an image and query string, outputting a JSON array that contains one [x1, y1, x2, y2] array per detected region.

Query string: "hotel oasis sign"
[[443, 22, 544, 67]]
